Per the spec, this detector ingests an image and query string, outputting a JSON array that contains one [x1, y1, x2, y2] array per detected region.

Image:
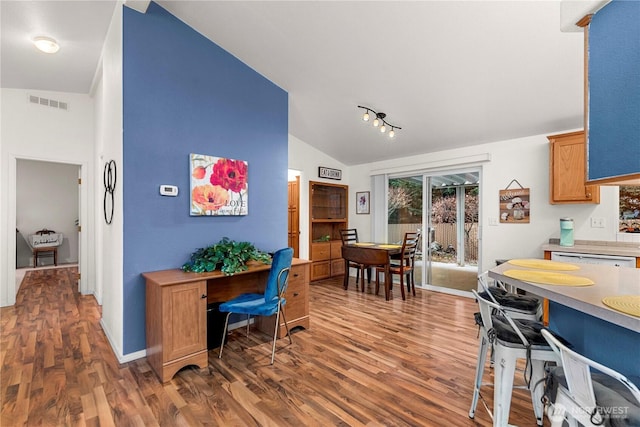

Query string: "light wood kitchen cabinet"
[[145, 279, 208, 383], [548, 131, 600, 204], [309, 181, 348, 281]]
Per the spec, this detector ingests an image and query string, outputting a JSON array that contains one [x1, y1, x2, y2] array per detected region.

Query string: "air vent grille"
[[28, 95, 69, 111]]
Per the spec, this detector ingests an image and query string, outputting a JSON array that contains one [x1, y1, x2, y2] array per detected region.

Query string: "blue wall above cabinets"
[[122, 2, 288, 354], [587, 0, 640, 183]]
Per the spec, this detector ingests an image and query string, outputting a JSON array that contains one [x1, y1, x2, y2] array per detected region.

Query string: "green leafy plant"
[[182, 237, 272, 275]]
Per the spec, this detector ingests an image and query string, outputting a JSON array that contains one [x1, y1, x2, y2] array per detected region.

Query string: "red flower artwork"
[[190, 153, 249, 216], [210, 158, 247, 193]]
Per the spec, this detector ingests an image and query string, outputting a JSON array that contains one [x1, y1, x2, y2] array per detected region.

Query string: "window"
[[619, 186, 640, 233]]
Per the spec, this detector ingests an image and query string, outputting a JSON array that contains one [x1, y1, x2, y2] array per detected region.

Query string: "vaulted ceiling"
[[1, 1, 604, 165]]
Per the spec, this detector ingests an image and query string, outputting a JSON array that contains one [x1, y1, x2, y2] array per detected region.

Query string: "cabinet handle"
[[201, 294, 207, 299], [293, 292, 299, 297], [293, 273, 299, 277]]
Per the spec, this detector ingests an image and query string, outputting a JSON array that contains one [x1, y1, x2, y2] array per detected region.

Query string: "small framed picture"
[[356, 191, 370, 214]]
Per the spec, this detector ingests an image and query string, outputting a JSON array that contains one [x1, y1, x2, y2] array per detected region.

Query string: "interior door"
[[288, 175, 300, 257]]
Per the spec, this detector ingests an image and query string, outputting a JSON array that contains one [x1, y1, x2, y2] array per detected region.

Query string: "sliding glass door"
[[425, 173, 479, 294], [387, 171, 479, 295]]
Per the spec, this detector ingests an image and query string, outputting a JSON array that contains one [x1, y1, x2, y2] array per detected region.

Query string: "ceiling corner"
[[124, 0, 151, 14]]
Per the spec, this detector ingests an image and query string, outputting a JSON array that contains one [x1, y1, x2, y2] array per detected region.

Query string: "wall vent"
[[28, 95, 69, 111]]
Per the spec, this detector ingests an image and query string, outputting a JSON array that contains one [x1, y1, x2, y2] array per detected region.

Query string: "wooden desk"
[[342, 243, 402, 300], [142, 258, 310, 382]]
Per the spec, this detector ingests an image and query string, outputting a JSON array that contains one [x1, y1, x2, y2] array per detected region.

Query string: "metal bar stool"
[[470, 273, 558, 426]]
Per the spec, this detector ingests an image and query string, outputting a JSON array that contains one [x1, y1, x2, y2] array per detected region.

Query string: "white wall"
[[290, 130, 625, 275], [0, 88, 95, 306], [16, 160, 80, 266], [93, 2, 126, 362]]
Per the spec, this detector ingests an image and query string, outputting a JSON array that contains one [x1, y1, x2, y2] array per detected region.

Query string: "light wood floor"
[[1, 267, 546, 426]]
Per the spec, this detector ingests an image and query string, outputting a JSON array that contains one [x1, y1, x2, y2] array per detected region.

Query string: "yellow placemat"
[[354, 242, 375, 246], [503, 269, 594, 286], [602, 295, 640, 317], [378, 244, 401, 249], [508, 259, 580, 271]]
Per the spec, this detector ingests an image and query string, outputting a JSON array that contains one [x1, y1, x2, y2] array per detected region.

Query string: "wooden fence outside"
[[388, 223, 478, 263]]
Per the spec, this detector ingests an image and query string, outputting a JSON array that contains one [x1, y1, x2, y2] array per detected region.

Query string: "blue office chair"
[[218, 247, 294, 364]]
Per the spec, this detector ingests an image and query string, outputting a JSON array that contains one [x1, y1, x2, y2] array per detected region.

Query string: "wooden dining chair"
[[340, 228, 370, 287], [376, 232, 418, 300], [389, 230, 420, 295]]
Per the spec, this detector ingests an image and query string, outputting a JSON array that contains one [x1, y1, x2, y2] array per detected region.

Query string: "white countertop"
[[489, 261, 640, 333], [542, 241, 640, 258]]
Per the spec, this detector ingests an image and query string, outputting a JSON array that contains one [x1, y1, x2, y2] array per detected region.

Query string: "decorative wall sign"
[[318, 166, 342, 180], [499, 180, 530, 223], [190, 153, 248, 216], [103, 160, 116, 225], [356, 191, 370, 215]]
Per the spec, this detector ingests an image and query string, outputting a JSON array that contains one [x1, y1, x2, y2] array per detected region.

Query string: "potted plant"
[[182, 237, 271, 275]]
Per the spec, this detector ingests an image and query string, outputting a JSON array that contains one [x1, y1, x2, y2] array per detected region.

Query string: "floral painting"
[[356, 191, 370, 214], [190, 153, 248, 216]]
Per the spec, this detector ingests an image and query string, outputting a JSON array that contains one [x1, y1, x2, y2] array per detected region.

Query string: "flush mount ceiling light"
[[357, 105, 401, 138], [33, 36, 60, 54]]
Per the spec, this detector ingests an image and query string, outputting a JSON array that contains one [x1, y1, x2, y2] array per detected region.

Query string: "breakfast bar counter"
[[489, 261, 639, 378], [489, 262, 640, 333]]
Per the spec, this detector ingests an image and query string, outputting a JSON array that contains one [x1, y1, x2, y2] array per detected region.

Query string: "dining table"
[[342, 242, 402, 300]]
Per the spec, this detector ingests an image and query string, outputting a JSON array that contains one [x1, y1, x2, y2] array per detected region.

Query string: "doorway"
[[15, 159, 81, 284], [386, 171, 479, 295]]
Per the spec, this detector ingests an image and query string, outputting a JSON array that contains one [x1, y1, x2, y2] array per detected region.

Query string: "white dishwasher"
[[551, 251, 636, 268]]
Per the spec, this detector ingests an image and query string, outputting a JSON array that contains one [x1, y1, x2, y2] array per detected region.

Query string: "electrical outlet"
[[590, 217, 605, 228], [488, 217, 499, 226]]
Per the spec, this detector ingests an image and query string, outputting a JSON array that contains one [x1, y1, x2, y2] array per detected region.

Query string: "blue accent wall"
[[548, 302, 640, 379], [588, 0, 640, 181], [123, 2, 288, 354]]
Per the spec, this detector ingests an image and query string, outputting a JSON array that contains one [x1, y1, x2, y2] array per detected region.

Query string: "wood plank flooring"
[[1, 267, 547, 426]]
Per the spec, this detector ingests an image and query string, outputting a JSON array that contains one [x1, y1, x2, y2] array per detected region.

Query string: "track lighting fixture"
[[357, 105, 401, 139]]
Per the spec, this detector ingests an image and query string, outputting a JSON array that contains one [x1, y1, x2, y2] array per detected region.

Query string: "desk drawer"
[[284, 279, 307, 321], [289, 264, 307, 286]]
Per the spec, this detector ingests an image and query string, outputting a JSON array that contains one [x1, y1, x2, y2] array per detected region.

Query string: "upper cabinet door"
[[549, 131, 600, 204]]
